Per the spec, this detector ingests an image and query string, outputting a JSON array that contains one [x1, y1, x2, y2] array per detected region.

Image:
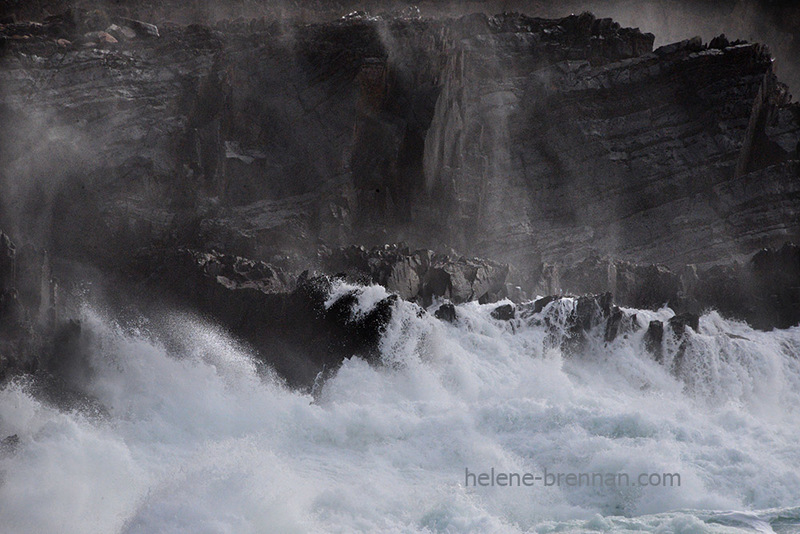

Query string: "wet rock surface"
[[0, 230, 66, 381], [537, 244, 800, 330], [1, 5, 799, 387], [322, 244, 510, 306], [129, 247, 404, 388], [1, 10, 798, 271]]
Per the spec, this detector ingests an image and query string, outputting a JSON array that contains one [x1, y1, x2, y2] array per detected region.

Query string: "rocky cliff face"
[[2, 10, 798, 275], [1, 8, 799, 389], [0, 230, 64, 380], [425, 26, 799, 268]]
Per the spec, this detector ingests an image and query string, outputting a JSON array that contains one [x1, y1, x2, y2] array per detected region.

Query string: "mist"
[[1, 2, 800, 531]]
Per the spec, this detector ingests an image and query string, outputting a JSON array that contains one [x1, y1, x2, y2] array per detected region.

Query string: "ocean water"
[[1, 281, 799, 533]]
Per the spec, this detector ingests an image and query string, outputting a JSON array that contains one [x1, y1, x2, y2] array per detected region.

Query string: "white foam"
[[0, 297, 799, 533]]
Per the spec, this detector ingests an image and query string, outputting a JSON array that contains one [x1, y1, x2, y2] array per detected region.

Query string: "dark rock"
[[118, 17, 159, 38], [654, 36, 704, 56], [604, 307, 623, 342], [490, 303, 515, 321], [603, 306, 640, 342], [532, 295, 560, 315], [571, 293, 613, 335], [749, 243, 800, 329], [516, 295, 562, 324], [131, 247, 400, 388], [323, 245, 509, 307], [709, 34, 731, 50], [666, 313, 700, 376], [434, 303, 457, 323], [668, 313, 700, 337], [550, 293, 614, 354], [644, 320, 665, 362], [610, 310, 640, 342]]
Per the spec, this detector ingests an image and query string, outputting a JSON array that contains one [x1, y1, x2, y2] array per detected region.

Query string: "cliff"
[[2, 10, 798, 275], [1, 8, 799, 388]]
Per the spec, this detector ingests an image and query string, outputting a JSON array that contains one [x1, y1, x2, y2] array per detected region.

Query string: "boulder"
[[668, 313, 700, 337], [490, 303, 515, 321], [434, 302, 457, 323], [105, 24, 136, 42], [118, 17, 159, 38]]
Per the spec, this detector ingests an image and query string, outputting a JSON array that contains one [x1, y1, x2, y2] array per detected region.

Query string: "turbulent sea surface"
[[1, 282, 800, 533]]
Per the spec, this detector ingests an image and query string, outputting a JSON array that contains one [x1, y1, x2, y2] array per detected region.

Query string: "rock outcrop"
[[1, 6, 799, 388], [0, 230, 63, 381], [1, 11, 798, 274], [321, 244, 510, 306], [514, 291, 699, 373], [130, 247, 404, 387], [123, 242, 515, 386], [535, 243, 800, 330]]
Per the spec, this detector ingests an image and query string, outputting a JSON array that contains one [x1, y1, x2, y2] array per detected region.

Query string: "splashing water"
[[1, 284, 799, 533]]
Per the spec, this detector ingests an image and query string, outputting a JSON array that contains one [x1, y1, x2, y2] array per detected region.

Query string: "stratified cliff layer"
[[2, 10, 798, 278], [426, 27, 799, 267]]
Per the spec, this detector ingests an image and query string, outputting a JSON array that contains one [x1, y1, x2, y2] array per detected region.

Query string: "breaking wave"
[[1, 282, 799, 533]]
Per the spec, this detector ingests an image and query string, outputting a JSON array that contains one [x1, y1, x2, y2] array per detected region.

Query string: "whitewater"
[[1, 281, 800, 533]]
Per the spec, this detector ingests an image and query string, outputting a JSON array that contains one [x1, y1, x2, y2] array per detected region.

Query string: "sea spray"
[[0, 287, 799, 533]]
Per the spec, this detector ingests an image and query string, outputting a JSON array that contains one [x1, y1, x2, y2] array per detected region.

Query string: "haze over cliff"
[[2, 2, 799, 266], [0, 1, 799, 384], [2, 7, 800, 531]]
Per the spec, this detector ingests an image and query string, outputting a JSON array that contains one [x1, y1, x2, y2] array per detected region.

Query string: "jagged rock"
[[105, 24, 136, 41], [539, 256, 681, 310], [604, 306, 639, 342], [118, 17, 158, 38], [644, 320, 664, 362], [323, 245, 509, 306], [490, 303, 515, 321], [653, 36, 704, 56], [571, 293, 613, 336], [536, 244, 800, 330], [709, 34, 730, 50], [132, 248, 399, 388], [531, 296, 560, 315], [434, 302, 457, 323], [2, 13, 796, 291], [668, 313, 700, 337]]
